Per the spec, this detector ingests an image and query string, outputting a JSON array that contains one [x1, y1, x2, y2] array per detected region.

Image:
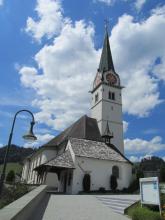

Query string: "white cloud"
[[111, 10, 165, 116], [20, 3, 165, 130], [135, 0, 147, 11], [129, 155, 139, 163], [123, 121, 129, 133], [20, 20, 99, 130], [94, 0, 114, 6], [25, 0, 65, 42], [125, 136, 165, 154], [0, 0, 3, 6], [24, 133, 54, 148], [129, 154, 153, 162]]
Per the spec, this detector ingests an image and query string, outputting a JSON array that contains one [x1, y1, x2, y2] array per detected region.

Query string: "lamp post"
[[0, 109, 37, 196]]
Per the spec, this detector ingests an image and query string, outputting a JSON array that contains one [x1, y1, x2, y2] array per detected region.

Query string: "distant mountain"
[[0, 145, 35, 165]]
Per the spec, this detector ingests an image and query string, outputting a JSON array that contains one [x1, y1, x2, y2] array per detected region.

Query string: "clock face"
[[106, 73, 117, 85]]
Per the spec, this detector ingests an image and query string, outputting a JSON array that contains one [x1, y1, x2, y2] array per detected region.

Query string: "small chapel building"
[[21, 26, 133, 194]]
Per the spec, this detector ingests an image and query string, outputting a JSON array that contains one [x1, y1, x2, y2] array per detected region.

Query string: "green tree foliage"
[[0, 145, 35, 165], [6, 170, 15, 183], [110, 174, 118, 190], [160, 164, 165, 182]]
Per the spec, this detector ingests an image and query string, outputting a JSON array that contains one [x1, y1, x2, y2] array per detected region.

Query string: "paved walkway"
[[96, 195, 140, 214], [42, 195, 131, 220]]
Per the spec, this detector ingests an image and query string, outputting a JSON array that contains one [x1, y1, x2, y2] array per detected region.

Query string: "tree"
[[6, 170, 15, 183], [160, 164, 165, 182], [110, 174, 118, 191]]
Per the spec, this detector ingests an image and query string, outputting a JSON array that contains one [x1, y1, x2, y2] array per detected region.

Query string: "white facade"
[[21, 148, 57, 184], [21, 139, 133, 194], [91, 78, 124, 154]]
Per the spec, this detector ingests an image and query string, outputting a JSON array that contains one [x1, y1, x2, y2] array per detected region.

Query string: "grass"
[[126, 202, 163, 220], [0, 162, 22, 175], [0, 183, 29, 209]]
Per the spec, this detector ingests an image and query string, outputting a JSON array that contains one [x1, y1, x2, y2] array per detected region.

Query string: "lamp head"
[[23, 121, 37, 142]]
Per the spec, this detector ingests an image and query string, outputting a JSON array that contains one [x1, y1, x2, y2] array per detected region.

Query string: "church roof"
[[44, 149, 75, 169], [70, 138, 132, 164], [43, 115, 102, 147], [98, 28, 115, 72]]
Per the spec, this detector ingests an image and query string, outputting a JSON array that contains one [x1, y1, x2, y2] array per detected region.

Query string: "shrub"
[[98, 187, 106, 193], [132, 207, 163, 220], [110, 174, 118, 190], [82, 174, 91, 192], [160, 164, 165, 182], [6, 170, 15, 183]]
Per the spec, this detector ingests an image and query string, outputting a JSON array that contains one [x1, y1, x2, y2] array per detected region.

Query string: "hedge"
[[132, 207, 163, 220]]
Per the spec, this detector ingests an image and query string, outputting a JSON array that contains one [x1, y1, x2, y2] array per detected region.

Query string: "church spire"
[[102, 121, 113, 145], [98, 21, 115, 73]]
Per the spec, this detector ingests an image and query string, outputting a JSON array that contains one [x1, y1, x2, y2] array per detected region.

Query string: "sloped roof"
[[99, 28, 115, 72], [70, 138, 132, 164], [43, 149, 75, 169], [43, 115, 102, 147]]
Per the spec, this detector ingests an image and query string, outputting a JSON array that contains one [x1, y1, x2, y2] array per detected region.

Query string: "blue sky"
[[0, 0, 165, 162]]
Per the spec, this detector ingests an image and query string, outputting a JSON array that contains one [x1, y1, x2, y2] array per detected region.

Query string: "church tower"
[[91, 25, 124, 154]]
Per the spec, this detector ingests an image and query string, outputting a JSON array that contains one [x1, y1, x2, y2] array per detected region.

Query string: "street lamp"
[[0, 109, 37, 196]]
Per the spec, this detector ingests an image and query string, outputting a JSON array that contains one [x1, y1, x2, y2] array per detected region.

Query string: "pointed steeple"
[[98, 22, 115, 73], [102, 121, 113, 145]]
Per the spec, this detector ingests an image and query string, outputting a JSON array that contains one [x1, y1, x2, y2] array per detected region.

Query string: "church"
[[21, 26, 133, 194]]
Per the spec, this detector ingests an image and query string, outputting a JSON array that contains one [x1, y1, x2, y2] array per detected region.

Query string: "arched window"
[[112, 165, 119, 178]]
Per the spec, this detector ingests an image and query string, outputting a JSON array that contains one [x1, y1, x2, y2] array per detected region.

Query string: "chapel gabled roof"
[[44, 149, 75, 169], [69, 138, 132, 164], [98, 27, 115, 73], [43, 115, 102, 147]]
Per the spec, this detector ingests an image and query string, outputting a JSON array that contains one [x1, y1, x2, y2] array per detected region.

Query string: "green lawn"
[[0, 162, 22, 175]]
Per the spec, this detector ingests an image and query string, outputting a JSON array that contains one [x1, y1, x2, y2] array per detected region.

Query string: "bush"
[[98, 187, 106, 193], [110, 174, 118, 190], [82, 174, 91, 192], [0, 183, 29, 209], [132, 207, 163, 220], [6, 170, 15, 183], [160, 164, 165, 182]]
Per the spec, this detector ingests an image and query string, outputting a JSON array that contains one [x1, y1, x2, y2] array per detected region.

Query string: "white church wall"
[[45, 172, 58, 188], [40, 149, 57, 164], [72, 156, 132, 194], [21, 148, 57, 184], [21, 160, 30, 182]]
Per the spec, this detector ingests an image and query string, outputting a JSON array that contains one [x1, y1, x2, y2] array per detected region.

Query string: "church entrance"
[[34, 165, 74, 194]]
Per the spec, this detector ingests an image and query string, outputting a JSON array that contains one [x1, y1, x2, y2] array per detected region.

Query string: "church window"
[[109, 91, 115, 100], [68, 172, 72, 186], [112, 166, 119, 178], [95, 93, 99, 102]]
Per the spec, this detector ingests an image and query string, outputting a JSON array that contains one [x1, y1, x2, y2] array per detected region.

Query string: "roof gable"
[[43, 115, 102, 147]]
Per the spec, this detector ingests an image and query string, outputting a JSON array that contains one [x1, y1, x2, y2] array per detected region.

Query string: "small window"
[[95, 93, 98, 102], [112, 166, 119, 178], [109, 91, 115, 100], [112, 93, 115, 100]]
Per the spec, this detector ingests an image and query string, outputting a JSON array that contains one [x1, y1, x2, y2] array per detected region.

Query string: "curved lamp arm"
[[0, 109, 37, 196]]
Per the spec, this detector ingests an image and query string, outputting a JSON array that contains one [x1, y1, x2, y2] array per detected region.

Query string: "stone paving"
[[42, 195, 132, 220]]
